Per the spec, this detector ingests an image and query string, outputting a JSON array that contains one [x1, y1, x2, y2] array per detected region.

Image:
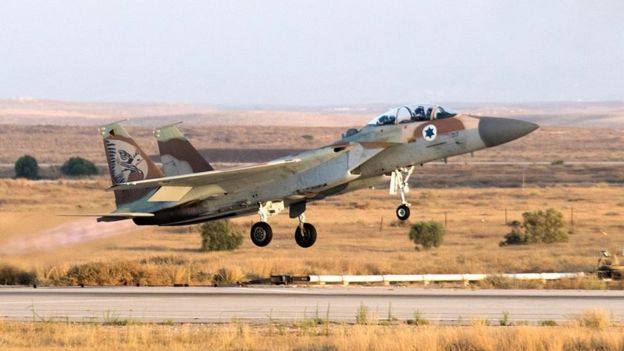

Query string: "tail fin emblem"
[[105, 139, 149, 184]]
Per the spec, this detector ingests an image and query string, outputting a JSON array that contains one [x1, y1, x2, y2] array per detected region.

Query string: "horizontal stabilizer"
[[148, 186, 193, 202], [59, 212, 154, 222], [96, 212, 155, 222]]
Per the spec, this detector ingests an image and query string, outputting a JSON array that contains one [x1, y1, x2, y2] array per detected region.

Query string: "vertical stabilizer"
[[99, 121, 164, 208], [154, 123, 214, 176]]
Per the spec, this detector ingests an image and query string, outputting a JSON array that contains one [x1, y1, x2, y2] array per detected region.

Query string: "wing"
[[109, 159, 301, 191], [108, 142, 391, 204]]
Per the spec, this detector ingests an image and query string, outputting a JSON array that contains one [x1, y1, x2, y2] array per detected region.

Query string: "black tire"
[[396, 204, 410, 221], [250, 222, 273, 247], [295, 223, 317, 248]]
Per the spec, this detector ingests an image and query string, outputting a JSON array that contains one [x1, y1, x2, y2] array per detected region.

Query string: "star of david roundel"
[[422, 124, 437, 141]]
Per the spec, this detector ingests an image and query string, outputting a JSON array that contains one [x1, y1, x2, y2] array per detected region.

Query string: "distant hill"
[[0, 99, 368, 127], [1, 99, 623, 127]]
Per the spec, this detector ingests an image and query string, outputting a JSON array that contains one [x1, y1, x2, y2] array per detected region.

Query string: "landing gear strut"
[[390, 166, 414, 221], [250, 201, 284, 247], [294, 214, 317, 248]]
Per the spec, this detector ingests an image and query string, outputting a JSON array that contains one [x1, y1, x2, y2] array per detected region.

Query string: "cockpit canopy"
[[367, 105, 457, 126]]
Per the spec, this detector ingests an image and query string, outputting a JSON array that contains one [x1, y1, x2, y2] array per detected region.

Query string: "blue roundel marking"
[[422, 124, 437, 141]]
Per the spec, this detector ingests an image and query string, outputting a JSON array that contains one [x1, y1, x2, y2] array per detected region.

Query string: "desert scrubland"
[[1, 179, 623, 288], [1, 101, 623, 349]]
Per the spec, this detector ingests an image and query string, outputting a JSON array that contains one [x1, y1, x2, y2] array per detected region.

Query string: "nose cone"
[[478, 117, 539, 147]]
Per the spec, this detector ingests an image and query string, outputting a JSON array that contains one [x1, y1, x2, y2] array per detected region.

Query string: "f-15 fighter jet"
[[97, 105, 537, 248]]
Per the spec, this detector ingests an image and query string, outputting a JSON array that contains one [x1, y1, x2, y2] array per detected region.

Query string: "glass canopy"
[[367, 105, 456, 126]]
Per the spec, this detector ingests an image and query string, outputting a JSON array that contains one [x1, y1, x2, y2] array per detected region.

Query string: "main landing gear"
[[390, 166, 414, 221], [249, 201, 281, 247], [250, 201, 318, 248], [294, 214, 317, 248], [250, 222, 272, 247]]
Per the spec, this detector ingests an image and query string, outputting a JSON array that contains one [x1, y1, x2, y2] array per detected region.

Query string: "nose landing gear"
[[390, 166, 414, 221], [396, 204, 410, 221]]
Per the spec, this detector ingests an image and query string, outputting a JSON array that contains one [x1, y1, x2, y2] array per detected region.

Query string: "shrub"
[[408, 221, 445, 249], [575, 309, 610, 330], [355, 303, 369, 325], [65, 262, 120, 286], [540, 320, 558, 326], [499, 311, 512, 326], [64, 261, 159, 286], [61, 156, 98, 176], [500, 221, 527, 246], [14, 155, 39, 180], [213, 266, 245, 285], [199, 220, 243, 252], [139, 255, 189, 266], [500, 208, 567, 246], [406, 310, 429, 326], [0, 265, 37, 285]]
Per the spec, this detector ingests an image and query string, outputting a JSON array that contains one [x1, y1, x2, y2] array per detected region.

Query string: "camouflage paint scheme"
[[155, 123, 214, 176], [98, 107, 538, 228], [99, 123, 172, 216]]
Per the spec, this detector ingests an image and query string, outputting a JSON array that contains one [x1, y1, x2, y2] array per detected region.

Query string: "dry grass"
[[1, 178, 624, 287], [0, 320, 623, 351]]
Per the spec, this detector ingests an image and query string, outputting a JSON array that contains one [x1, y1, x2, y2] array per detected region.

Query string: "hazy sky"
[[1, 0, 623, 105]]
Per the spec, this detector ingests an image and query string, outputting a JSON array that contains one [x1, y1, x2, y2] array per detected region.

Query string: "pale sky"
[[1, 0, 623, 105]]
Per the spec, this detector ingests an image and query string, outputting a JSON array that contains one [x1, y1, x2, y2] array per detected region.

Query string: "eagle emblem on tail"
[[104, 139, 149, 184]]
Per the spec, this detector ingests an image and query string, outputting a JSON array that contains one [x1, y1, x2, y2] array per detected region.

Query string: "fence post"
[[570, 207, 574, 233]]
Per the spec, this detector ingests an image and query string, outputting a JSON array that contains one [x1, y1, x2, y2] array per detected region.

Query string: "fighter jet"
[[97, 104, 538, 248]]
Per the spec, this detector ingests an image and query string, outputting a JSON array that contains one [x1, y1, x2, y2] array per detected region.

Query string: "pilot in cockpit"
[[368, 105, 455, 128], [412, 105, 426, 121], [426, 107, 433, 120], [376, 114, 396, 126]]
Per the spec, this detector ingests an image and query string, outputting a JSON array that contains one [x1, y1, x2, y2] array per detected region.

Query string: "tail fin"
[[99, 121, 164, 208], [154, 123, 214, 176]]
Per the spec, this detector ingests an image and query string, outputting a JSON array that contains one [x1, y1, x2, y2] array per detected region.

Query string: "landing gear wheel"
[[396, 205, 410, 221], [295, 223, 317, 248], [250, 222, 273, 247]]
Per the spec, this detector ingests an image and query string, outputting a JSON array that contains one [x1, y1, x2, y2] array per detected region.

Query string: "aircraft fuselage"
[[134, 113, 536, 226]]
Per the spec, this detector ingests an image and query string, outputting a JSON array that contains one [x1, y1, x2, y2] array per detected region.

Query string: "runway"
[[1, 287, 623, 324]]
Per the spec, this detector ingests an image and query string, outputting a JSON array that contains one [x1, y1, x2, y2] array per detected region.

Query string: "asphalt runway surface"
[[1, 287, 623, 324]]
